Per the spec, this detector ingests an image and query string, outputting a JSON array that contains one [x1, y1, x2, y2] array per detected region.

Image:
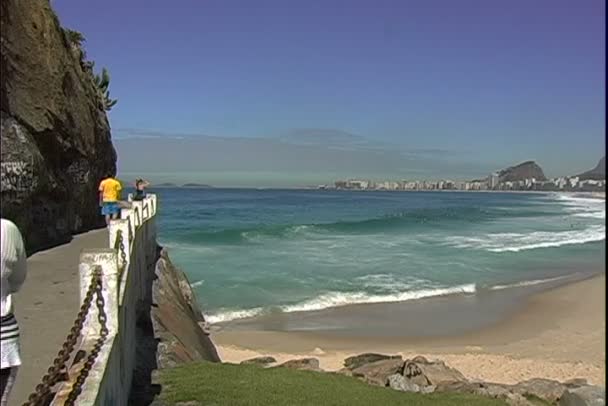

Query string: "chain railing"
[[23, 268, 107, 406], [23, 194, 156, 405], [114, 229, 127, 280], [64, 276, 109, 406]]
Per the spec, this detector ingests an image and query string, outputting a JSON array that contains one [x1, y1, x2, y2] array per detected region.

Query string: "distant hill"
[[576, 157, 605, 180], [156, 182, 177, 188], [181, 183, 213, 188], [497, 161, 547, 182]]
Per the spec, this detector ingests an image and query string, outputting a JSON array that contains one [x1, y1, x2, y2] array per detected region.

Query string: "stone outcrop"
[[497, 161, 547, 182], [560, 385, 606, 406], [349, 358, 405, 386], [241, 356, 278, 367], [130, 248, 221, 404], [1, 0, 116, 252], [333, 353, 605, 406], [343, 353, 402, 370], [275, 358, 321, 371], [152, 249, 221, 368], [577, 157, 606, 180]]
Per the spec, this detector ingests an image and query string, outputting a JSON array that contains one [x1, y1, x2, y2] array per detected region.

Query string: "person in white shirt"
[[0, 219, 27, 406]]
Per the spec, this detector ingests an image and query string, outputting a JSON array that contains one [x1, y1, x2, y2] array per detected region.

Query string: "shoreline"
[[213, 273, 606, 386]]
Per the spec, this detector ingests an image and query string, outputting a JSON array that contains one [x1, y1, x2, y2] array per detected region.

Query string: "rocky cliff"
[[1, 0, 116, 252], [152, 249, 221, 367], [131, 247, 221, 404], [577, 157, 605, 180], [497, 161, 547, 182]]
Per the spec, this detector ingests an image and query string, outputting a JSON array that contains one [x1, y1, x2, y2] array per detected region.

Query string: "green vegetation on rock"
[[63, 28, 85, 46], [93, 67, 118, 111], [158, 361, 507, 406]]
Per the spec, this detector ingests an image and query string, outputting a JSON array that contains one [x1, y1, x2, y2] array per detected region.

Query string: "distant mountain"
[[576, 157, 605, 180], [497, 161, 547, 182], [181, 183, 214, 188], [156, 182, 177, 187]]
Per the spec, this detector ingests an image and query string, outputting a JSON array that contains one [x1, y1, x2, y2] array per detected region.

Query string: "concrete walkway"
[[9, 229, 109, 406]]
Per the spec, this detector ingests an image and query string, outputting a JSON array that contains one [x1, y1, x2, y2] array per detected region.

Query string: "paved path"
[[9, 229, 109, 406]]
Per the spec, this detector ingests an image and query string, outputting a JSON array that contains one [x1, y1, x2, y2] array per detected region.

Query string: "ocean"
[[152, 189, 605, 324]]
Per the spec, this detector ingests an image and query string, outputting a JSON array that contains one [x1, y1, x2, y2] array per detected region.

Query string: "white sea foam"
[[490, 275, 572, 291], [206, 283, 476, 323], [446, 224, 605, 252], [206, 307, 264, 324], [190, 280, 205, 288]]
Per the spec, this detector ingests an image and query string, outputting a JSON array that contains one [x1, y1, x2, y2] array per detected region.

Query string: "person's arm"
[[98, 181, 105, 206], [7, 222, 27, 293]]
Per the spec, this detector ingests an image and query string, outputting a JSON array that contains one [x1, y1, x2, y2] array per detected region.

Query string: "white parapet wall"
[[51, 194, 158, 406]]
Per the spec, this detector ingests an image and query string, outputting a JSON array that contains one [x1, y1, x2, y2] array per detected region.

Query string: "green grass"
[[158, 361, 507, 406]]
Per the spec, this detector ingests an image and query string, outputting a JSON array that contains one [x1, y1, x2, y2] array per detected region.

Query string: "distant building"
[[489, 172, 500, 189]]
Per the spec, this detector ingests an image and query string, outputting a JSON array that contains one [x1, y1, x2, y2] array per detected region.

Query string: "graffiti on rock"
[[1, 160, 37, 193]]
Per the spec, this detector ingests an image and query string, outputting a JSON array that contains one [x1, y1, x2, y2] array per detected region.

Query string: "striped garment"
[[0, 314, 19, 341], [1, 219, 27, 369]]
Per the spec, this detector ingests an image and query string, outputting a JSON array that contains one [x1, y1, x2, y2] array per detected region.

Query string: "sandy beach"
[[214, 273, 606, 386]]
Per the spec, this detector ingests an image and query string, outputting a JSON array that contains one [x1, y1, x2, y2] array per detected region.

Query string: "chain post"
[[64, 271, 109, 405], [22, 269, 101, 406]]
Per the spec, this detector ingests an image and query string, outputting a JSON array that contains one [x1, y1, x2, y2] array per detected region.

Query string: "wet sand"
[[214, 273, 606, 385]]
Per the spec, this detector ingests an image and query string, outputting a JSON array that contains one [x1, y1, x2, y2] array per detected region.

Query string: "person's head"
[[104, 172, 114, 180]]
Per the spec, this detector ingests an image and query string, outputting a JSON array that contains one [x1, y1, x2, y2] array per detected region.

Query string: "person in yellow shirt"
[[98, 174, 123, 225]]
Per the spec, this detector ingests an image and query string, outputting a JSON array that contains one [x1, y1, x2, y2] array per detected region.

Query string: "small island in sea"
[[181, 183, 214, 189]]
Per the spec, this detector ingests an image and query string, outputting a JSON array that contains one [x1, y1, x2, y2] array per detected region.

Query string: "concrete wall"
[[51, 194, 158, 406]]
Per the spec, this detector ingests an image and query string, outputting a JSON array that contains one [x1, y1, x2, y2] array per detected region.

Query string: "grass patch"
[[158, 361, 507, 406]]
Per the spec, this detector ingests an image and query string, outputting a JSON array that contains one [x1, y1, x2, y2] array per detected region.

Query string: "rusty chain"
[[134, 206, 141, 225], [127, 216, 133, 243], [22, 268, 102, 406], [114, 229, 127, 279], [64, 274, 109, 405]]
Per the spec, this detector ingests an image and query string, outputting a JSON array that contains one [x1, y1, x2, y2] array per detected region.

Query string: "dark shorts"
[[101, 201, 120, 216]]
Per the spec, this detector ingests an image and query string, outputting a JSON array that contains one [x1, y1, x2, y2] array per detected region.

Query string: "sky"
[[52, 0, 605, 186]]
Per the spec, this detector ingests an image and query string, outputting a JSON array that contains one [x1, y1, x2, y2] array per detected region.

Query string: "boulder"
[[403, 357, 468, 386], [564, 379, 591, 389], [511, 378, 568, 404], [241, 356, 277, 367], [435, 381, 535, 406], [276, 358, 321, 371], [559, 386, 606, 406], [351, 358, 404, 386], [344, 353, 403, 370], [387, 374, 421, 393], [335, 368, 354, 377]]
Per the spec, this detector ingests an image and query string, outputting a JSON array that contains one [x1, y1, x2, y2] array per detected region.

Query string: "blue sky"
[[52, 0, 605, 184]]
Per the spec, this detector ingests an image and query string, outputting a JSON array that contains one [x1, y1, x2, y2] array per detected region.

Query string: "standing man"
[[1, 219, 27, 405], [98, 173, 122, 225]]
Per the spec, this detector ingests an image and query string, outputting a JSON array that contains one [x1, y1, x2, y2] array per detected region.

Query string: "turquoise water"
[[153, 189, 605, 323]]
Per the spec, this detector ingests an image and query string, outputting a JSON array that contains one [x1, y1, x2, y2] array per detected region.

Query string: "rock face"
[[498, 161, 547, 182], [241, 356, 277, 367], [1, 0, 116, 252], [577, 157, 606, 180], [276, 358, 321, 371], [152, 249, 221, 368], [403, 356, 467, 387], [341, 354, 605, 406], [560, 385, 606, 406], [344, 353, 402, 370], [350, 358, 405, 386]]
